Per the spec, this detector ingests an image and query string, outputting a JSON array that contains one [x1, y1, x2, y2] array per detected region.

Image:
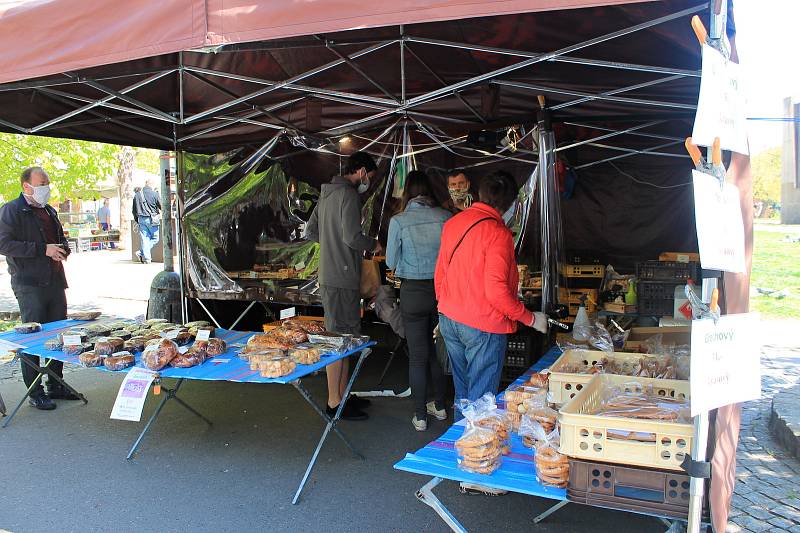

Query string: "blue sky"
[[735, 0, 800, 153]]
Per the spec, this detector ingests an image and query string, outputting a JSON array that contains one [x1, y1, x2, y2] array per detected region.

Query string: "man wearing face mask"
[[442, 171, 473, 213], [0, 166, 78, 410], [305, 151, 382, 421]]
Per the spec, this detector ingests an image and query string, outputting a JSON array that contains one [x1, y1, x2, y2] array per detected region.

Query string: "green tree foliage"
[[0, 133, 121, 202], [750, 146, 782, 204], [134, 149, 161, 175]]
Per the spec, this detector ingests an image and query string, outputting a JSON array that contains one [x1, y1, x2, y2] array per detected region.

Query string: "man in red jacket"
[[434, 171, 547, 404]]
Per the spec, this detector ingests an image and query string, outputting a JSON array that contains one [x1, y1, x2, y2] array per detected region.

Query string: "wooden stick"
[[691, 15, 708, 45], [685, 137, 702, 166]]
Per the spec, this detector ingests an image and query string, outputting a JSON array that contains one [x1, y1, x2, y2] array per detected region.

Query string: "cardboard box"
[[624, 326, 691, 352], [658, 252, 700, 263]]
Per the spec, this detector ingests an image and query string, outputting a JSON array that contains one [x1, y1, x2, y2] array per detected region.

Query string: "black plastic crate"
[[568, 458, 708, 521], [501, 365, 527, 383], [638, 298, 675, 317], [637, 281, 681, 300], [636, 261, 700, 282]]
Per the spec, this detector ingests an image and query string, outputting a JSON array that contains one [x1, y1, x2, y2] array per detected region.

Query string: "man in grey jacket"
[[306, 152, 381, 421]]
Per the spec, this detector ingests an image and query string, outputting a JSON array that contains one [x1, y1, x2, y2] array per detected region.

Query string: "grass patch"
[[751, 225, 800, 319]]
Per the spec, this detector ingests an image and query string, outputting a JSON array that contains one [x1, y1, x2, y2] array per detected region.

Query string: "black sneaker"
[[29, 395, 56, 410], [47, 386, 81, 400], [326, 401, 368, 421], [347, 394, 371, 409]]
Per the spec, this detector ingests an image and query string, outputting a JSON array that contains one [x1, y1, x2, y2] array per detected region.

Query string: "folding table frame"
[[2, 354, 88, 428], [123, 347, 372, 505]]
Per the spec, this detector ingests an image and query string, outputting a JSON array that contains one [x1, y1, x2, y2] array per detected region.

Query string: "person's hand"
[[46, 244, 67, 261], [530, 311, 549, 334], [373, 241, 383, 254]]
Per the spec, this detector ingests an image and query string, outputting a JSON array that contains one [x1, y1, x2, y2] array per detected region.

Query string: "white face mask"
[[26, 184, 51, 206], [357, 174, 370, 194]]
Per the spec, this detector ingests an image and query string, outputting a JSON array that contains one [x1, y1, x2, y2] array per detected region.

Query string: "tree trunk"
[[116, 146, 136, 250]]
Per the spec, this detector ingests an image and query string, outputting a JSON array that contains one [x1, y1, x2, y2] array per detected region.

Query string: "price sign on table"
[[110, 368, 158, 422]]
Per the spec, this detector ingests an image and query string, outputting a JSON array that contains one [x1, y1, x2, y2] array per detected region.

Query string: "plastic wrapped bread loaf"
[[94, 337, 125, 356], [104, 351, 135, 371], [78, 350, 103, 367], [170, 346, 207, 368], [141, 339, 179, 370]]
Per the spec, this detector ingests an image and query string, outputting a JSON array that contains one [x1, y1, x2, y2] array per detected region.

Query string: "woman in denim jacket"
[[387, 170, 452, 431]]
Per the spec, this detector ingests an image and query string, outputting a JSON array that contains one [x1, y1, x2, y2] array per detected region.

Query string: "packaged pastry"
[[124, 336, 148, 353], [591, 381, 690, 422], [67, 311, 102, 321], [44, 338, 64, 351], [244, 333, 294, 352], [184, 320, 211, 329], [59, 330, 89, 344], [282, 319, 325, 334], [94, 337, 125, 356], [194, 338, 226, 356], [104, 351, 135, 371], [145, 318, 168, 326], [173, 330, 194, 346], [189, 326, 215, 339], [141, 339, 179, 370], [248, 350, 285, 371], [78, 350, 103, 367], [14, 322, 42, 334], [527, 371, 550, 388], [258, 355, 296, 378], [64, 342, 91, 355], [289, 345, 322, 365], [268, 326, 308, 345], [84, 324, 112, 337], [519, 405, 558, 433], [454, 394, 504, 474], [170, 346, 207, 368], [532, 426, 568, 488]]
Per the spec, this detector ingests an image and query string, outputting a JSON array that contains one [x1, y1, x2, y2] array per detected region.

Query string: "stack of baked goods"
[[591, 383, 689, 422], [534, 440, 569, 488], [519, 406, 558, 448], [257, 354, 297, 378], [104, 351, 135, 371], [454, 393, 514, 474], [288, 345, 323, 365], [504, 383, 548, 430]]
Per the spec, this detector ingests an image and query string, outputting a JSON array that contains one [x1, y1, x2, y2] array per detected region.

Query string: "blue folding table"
[[0, 318, 374, 504]]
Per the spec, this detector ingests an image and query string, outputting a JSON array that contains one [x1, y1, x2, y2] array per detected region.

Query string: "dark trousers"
[[399, 279, 445, 419], [12, 283, 68, 396]]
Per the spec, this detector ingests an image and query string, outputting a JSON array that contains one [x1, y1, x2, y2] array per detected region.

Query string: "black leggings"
[[399, 279, 445, 419]]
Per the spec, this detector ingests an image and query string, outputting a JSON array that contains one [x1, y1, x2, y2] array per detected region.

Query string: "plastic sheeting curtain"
[[537, 129, 564, 312]]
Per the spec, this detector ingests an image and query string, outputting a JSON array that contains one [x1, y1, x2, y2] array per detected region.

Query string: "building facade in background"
[[782, 97, 800, 224]]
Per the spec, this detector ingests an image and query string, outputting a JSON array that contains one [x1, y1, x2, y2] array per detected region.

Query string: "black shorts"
[[320, 285, 361, 335]]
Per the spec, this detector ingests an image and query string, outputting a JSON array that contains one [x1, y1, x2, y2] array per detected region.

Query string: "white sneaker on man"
[[426, 401, 447, 421], [412, 415, 427, 431]]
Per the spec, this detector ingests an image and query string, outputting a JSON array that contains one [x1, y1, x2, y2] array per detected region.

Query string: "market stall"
[[0, 317, 373, 504], [0, 0, 752, 530]]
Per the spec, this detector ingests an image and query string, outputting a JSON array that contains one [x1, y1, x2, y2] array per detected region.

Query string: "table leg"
[[2, 358, 87, 428], [0, 389, 5, 416], [126, 378, 212, 460], [292, 380, 362, 459], [532, 499, 569, 523], [291, 348, 371, 505], [415, 477, 468, 533]]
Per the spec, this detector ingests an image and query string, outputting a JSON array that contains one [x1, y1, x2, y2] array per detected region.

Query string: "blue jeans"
[[137, 216, 160, 262], [439, 314, 507, 414], [100, 222, 115, 249]]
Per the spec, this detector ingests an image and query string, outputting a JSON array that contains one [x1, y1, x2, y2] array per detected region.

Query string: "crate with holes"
[[559, 374, 692, 472]]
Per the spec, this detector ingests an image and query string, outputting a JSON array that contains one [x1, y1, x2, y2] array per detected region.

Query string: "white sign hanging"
[[280, 307, 297, 320], [692, 43, 749, 155], [690, 313, 761, 416], [196, 329, 211, 342], [110, 367, 157, 422], [692, 170, 746, 273]]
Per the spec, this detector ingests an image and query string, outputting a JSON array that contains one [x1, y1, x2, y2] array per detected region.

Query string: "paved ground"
[[0, 251, 798, 532]]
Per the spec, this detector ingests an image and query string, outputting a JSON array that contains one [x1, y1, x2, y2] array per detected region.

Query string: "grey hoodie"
[[305, 176, 377, 290]]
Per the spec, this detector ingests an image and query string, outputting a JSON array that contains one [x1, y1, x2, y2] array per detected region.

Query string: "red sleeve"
[[434, 223, 450, 301], [483, 229, 533, 325]]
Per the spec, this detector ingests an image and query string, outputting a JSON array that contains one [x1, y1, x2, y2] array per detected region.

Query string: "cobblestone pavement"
[[728, 321, 800, 533]]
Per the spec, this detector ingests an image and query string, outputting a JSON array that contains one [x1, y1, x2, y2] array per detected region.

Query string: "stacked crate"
[[636, 261, 701, 317], [559, 264, 605, 323]]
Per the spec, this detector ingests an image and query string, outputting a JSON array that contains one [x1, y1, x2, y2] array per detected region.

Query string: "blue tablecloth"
[[2, 319, 374, 385], [394, 346, 566, 500]]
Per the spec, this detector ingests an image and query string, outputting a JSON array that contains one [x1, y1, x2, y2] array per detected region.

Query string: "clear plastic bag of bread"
[[459, 393, 513, 454], [454, 394, 505, 473], [282, 319, 325, 334], [193, 337, 226, 357], [573, 321, 614, 353], [503, 383, 547, 431], [170, 346, 207, 368], [532, 425, 569, 488], [593, 380, 690, 422], [141, 339, 179, 370]]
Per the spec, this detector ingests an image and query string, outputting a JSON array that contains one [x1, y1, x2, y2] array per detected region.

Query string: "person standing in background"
[[442, 171, 473, 213], [386, 170, 451, 431], [96, 198, 114, 249], [0, 166, 78, 410], [305, 152, 382, 421], [132, 180, 161, 263]]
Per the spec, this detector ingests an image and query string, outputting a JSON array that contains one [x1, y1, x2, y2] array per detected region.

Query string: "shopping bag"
[[360, 259, 381, 299]]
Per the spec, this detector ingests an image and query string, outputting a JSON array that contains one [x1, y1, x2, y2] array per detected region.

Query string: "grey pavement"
[[727, 320, 800, 533]]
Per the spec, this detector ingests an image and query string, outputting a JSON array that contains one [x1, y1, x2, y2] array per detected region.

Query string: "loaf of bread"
[[282, 319, 325, 334], [14, 322, 41, 334], [104, 351, 135, 371], [94, 337, 125, 356], [124, 336, 148, 353], [245, 334, 294, 352], [141, 339, 179, 370], [194, 338, 226, 356], [78, 350, 103, 367], [170, 347, 207, 368], [44, 338, 64, 351]]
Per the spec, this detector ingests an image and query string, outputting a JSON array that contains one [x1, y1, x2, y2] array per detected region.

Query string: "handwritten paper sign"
[[280, 307, 297, 320], [110, 368, 157, 422], [63, 335, 83, 346], [692, 43, 749, 155], [692, 170, 746, 273], [196, 329, 211, 342], [690, 313, 761, 416]]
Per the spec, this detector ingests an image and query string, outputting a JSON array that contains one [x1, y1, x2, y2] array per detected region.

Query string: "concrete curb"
[[769, 384, 800, 460]]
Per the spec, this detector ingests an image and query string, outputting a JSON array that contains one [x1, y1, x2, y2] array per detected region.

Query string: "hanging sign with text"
[[692, 43, 749, 155], [110, 368, 157, 422], [692, 170, 746, 273], [690, 313, 761, 416]]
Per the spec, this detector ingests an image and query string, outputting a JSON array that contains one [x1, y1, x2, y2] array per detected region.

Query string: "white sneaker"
[[412, 415, 427, 431], [426, 401, 447, 421], [459, 482, 508, 496]]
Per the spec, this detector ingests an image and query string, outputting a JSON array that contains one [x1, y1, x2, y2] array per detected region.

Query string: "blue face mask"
[[502, 203, 516, 226]]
